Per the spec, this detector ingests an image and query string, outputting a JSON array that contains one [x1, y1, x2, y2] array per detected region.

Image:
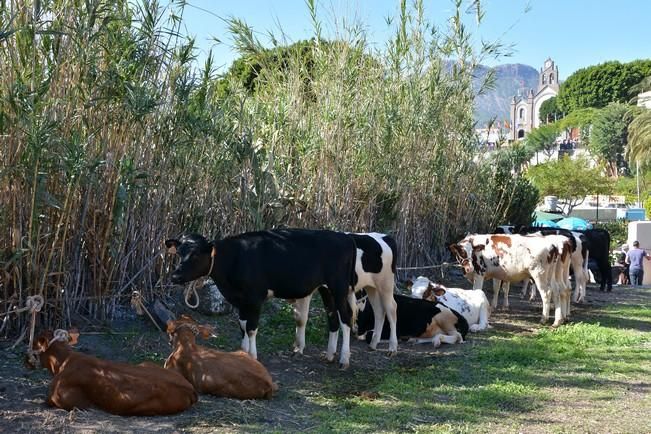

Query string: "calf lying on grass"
[[29, 329, 197, 415], [408, 276, 491, 332], [165, 315, 277, 400], [356, 293, 468, 347]]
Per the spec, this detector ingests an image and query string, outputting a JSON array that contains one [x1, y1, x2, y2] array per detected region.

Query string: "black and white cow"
[[578, 228, 612, 292], [292, 232, 399, 355], [356, 293, 468, 347], [165, 229, 358, 368]]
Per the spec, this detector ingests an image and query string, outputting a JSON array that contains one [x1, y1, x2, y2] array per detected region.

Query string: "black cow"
[[577, 228, 612, 291], [356, 293, 468, 347], [292, 232, 399, 355], [165, 229, 358, 368]]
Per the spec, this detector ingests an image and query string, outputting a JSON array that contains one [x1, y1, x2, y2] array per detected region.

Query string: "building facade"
[[510, 58, 559, 140]]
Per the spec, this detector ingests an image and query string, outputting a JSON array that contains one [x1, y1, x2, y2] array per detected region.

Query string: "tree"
[[556, 60, 651, 113], [557, 107, 598, 147], [590, 103, 638, 177], [525, 123, 560, 158], [525, 156, 613, 214], [539, 97, 563, 124], [627, 110, 651, 166]]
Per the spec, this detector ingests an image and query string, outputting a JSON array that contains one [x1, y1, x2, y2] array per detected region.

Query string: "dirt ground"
[[1, 280, 649, 434]]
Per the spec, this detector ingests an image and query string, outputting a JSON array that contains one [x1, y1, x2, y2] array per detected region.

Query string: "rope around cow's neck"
[[184, 248, 216, 309], [26, 328, 69, 367]]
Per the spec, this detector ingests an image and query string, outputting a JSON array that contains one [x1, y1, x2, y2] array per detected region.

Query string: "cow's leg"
[[239, 305, 262, 359], [521, 279, 530, 299], [439, 332, 463, 345], [576, 251, 589, 303], [532, 272, 551, 324], [502, 281, 510, 309], [333, 288, 354, 369], [491, 279, 501, 309], [317, 286, 341, 363], [379, 278, 398, 355], [239, 318, 250, 353], [292, 294, 312, 354], [364, 288, 385, 351], [550, 267, 564, 327], [471, 301, 490, 332], [605, 261, 613, 291]]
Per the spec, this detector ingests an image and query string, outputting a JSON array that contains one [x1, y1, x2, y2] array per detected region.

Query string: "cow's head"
[[422, 282, 447, 302], [166, 314, 216, 346], [27, 329, 79, 371], [450, 236, 487, 281], [165, 234, 216, 284]]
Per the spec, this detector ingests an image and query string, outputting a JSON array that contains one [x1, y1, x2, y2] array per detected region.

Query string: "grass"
[[309, 316, 651, 433]]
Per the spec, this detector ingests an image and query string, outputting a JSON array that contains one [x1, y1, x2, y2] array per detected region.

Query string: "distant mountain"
[[473, 63, 539, 127]]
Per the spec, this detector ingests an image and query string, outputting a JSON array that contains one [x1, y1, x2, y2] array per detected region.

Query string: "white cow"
[[409, 276, 490, 332], [450, 234, 572, 326]]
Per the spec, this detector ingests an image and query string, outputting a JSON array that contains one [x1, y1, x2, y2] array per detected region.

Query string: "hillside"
[[474, 63, 539, 127]]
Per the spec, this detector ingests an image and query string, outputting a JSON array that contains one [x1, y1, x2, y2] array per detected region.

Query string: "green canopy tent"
[[534, 210, 564, 222]]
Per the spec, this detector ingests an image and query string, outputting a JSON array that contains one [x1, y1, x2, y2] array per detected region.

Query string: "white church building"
[[509, 58, 559, 140]]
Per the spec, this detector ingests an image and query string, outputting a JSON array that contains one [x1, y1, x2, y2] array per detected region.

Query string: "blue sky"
[[180, 0, 651, 79]]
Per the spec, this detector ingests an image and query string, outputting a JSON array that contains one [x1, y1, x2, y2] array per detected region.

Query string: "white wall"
[[627, 221, 651, 285]]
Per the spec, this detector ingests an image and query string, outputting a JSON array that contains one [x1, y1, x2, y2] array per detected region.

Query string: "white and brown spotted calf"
[[450, 234, 572, 326], [409, 276, 491, 332]]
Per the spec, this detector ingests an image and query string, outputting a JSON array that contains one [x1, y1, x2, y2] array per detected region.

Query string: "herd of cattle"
[[28, 226, 611, 416]]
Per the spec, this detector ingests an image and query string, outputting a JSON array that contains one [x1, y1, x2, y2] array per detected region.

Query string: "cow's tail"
[[348, 236, 359, 330], [348, 291, 358, 333]]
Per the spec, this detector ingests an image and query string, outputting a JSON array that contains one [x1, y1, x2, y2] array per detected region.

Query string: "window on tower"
[[519, 108, 525, 120], [549, 73, 554, 84]]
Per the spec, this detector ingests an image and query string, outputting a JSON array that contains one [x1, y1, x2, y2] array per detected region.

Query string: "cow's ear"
[[165, 239, 179, 255], [433, 285, 446, 297], [68, 328, 79, 346], [448, 244, 458, 255], [199, 325, 215, 339], [472, 243, 485, 252], [166, 320, 176, 334], [405, 279, 414, 289]]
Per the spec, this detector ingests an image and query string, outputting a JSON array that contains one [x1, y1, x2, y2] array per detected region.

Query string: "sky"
[[180, 0, 651, 79]]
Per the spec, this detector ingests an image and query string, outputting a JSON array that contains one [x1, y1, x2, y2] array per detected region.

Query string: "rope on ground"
[[130, 291, 164, 333]]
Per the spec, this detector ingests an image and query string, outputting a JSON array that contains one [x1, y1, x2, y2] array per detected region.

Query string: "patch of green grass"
[[311, 315, 651, 432]]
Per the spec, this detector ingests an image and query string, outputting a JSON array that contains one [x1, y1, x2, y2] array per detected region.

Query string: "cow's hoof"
[[338, 362, 350, 370], [387, 350, 398, 357], [291, 348, 304, 357], [551, 320, 564, 328], [322, 352, 336, 363], [539, 318, 548, 325]]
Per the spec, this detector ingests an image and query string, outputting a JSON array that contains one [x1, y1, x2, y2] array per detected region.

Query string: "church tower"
[[509, 58, 560, 140], [539, 58, 560, 92]]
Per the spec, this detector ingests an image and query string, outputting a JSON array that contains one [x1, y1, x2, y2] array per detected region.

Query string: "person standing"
[[625, 241, 650, 286]]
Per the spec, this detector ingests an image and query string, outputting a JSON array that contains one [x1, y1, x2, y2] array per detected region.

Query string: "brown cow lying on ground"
[[29, 329, 197, 415], [164, 315, 278, 400]]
